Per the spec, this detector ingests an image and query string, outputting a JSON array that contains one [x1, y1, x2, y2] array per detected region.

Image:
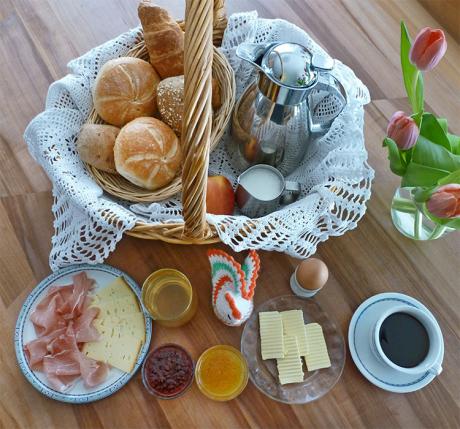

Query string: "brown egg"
[[295, 258, 329, 291]]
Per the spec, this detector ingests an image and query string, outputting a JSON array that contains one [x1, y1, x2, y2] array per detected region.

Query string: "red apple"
[[206, 175, 235, 215]]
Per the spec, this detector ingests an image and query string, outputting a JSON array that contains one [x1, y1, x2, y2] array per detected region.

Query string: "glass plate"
[[241, 295, 345, 404]]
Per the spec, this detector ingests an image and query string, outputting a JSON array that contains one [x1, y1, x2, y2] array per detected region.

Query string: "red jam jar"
[[142, 344, 194, 399]]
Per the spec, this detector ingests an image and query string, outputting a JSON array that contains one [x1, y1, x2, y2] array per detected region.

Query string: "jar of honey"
[[142, 269, 198, 327], [195, 345, 248, 401]]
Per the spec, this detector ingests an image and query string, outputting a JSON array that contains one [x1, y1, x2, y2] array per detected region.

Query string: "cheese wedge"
[[276, 336, 304, 385], [92, 295, 140, 319], [93, 276, 136, 303], [259, 311, 285, 359], [304, 323, 331, 371], [94, 312, 146, 343], [281, 310, 308, 357], [83, 325, 142, 373]]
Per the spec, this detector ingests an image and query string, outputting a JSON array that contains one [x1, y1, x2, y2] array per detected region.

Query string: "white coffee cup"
[[371, 305, 443, 376]]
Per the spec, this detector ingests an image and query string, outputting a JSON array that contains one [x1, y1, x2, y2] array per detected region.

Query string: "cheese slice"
[[94, 312, 146, 344], [92, 295, 140, 319], [93, 276, 136, 303], [281, 310, 308, 357], [276, 336, 304, 384], [83, 325, 142, 373], [304, 323, 331, 371], [259, 311, 285, 359]]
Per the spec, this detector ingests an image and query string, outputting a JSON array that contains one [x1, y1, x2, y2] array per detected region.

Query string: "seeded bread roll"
[[92, 57, 160, 127], [157, 76, 222, 135], [138, 1, 184, 79], [77, 124, 120, 173], [114, 117, 182, 190]]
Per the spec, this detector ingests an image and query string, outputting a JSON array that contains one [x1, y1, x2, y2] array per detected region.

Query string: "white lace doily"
[[24, 12, 374, 271]]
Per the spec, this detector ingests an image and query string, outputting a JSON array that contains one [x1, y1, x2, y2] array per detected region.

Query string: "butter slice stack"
[[276, 336, 304, 384], [304, 323, 331, 371], [83, 277, 145, 373], [281, 310, 308, 357], [259, 311, 285, 359]]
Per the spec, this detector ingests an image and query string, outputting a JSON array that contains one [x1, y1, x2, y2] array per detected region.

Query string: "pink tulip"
[[386, 111, 419, 150], [426, 184, 460, 219], [409, 27, 447, 71]]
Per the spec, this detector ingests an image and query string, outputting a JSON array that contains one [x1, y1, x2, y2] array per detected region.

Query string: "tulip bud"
[[409, 27, 447, 72], [426, 184, 460, 219], [386, 111, 419, 150]]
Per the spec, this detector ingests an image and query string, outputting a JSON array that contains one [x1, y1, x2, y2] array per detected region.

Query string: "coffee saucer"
[[348, 292, 444, 393]]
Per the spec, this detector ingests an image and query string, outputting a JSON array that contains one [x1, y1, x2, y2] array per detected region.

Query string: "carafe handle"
[[308, 63, 347, 135]]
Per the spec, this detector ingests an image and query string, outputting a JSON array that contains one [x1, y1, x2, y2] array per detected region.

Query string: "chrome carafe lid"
[[236, 42, 335, 105]]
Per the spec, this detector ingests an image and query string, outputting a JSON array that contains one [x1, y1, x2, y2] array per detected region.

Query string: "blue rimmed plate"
[[15, 263, 152, 403], [348, 292, 443, 393]]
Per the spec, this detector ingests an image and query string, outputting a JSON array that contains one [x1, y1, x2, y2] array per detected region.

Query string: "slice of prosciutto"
[[24, 272, 108, 392]]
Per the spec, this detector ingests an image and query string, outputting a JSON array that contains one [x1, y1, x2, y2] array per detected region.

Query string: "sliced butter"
[[259, 311, 285, 359], [281, 310, 308, 357], [276, 335, 304, 385], [304, 323, 331, 371]]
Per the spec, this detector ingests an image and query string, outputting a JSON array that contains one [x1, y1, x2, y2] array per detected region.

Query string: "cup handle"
[[280, 181, 301, 205], [428, 364, 443, 376]]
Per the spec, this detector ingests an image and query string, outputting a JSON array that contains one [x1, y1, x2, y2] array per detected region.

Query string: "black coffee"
[[378, 312, 430, 368]]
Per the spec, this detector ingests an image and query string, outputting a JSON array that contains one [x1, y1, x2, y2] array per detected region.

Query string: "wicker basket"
[[86, 0, 235, 204]]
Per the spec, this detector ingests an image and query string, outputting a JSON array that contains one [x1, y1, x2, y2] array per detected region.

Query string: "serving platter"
[[241, 295, 345, 404], [15, 263, 152, 403]]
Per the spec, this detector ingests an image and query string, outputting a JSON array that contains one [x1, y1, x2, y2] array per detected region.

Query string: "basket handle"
[[181, 0, 223, 238]]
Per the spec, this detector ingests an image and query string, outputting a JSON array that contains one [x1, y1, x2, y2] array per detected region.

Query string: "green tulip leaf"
[[437, 117, 448, 133], [401, 162, 450, 187], [383, 137, 407, 176], [401, 21, 424, 114], [420, 113, 451, 151], [447, 133, 460, 155], [412, 135, 460, 172], [438, 170, 460, 185]]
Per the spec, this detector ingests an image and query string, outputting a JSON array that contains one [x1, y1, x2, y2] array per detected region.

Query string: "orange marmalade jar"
[[195, 345, 248, 401]]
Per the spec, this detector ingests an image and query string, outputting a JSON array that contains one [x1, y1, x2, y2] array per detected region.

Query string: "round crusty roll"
[[157, 75, 222, 136], [77, 124, 120, 173], [114, 117, 182, 190], [92, 57, 160, 127]]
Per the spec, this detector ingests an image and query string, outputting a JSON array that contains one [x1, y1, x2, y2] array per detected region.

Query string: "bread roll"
[[77, 124, 120, 173], [93, 57, 160, 127], [114, 117, 181, 190], [138, 1, 184, 79], [157, 76, 222, 135]]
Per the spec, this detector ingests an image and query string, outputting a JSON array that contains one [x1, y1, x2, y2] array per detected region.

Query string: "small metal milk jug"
[[231, 42, 347, 176]]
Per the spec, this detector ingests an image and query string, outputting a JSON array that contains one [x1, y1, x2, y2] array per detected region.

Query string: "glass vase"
[[391, 187, 454, 240]]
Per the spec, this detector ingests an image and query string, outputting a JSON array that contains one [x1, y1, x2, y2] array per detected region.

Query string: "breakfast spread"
[[195, 345, 248, 401], [259, 309, 331, 385], [23, 272, 109, 392], [83, 276, 146, 373], [142, 344, 194, 399]]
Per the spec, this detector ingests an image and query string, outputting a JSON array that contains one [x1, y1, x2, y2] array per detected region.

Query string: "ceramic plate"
[[241, 295, 345, 404], [348, 292, 444, 393], [15, 263, 152, 403]]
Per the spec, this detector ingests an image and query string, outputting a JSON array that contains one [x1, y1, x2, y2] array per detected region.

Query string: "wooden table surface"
[[1, 1, 459, 428]]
